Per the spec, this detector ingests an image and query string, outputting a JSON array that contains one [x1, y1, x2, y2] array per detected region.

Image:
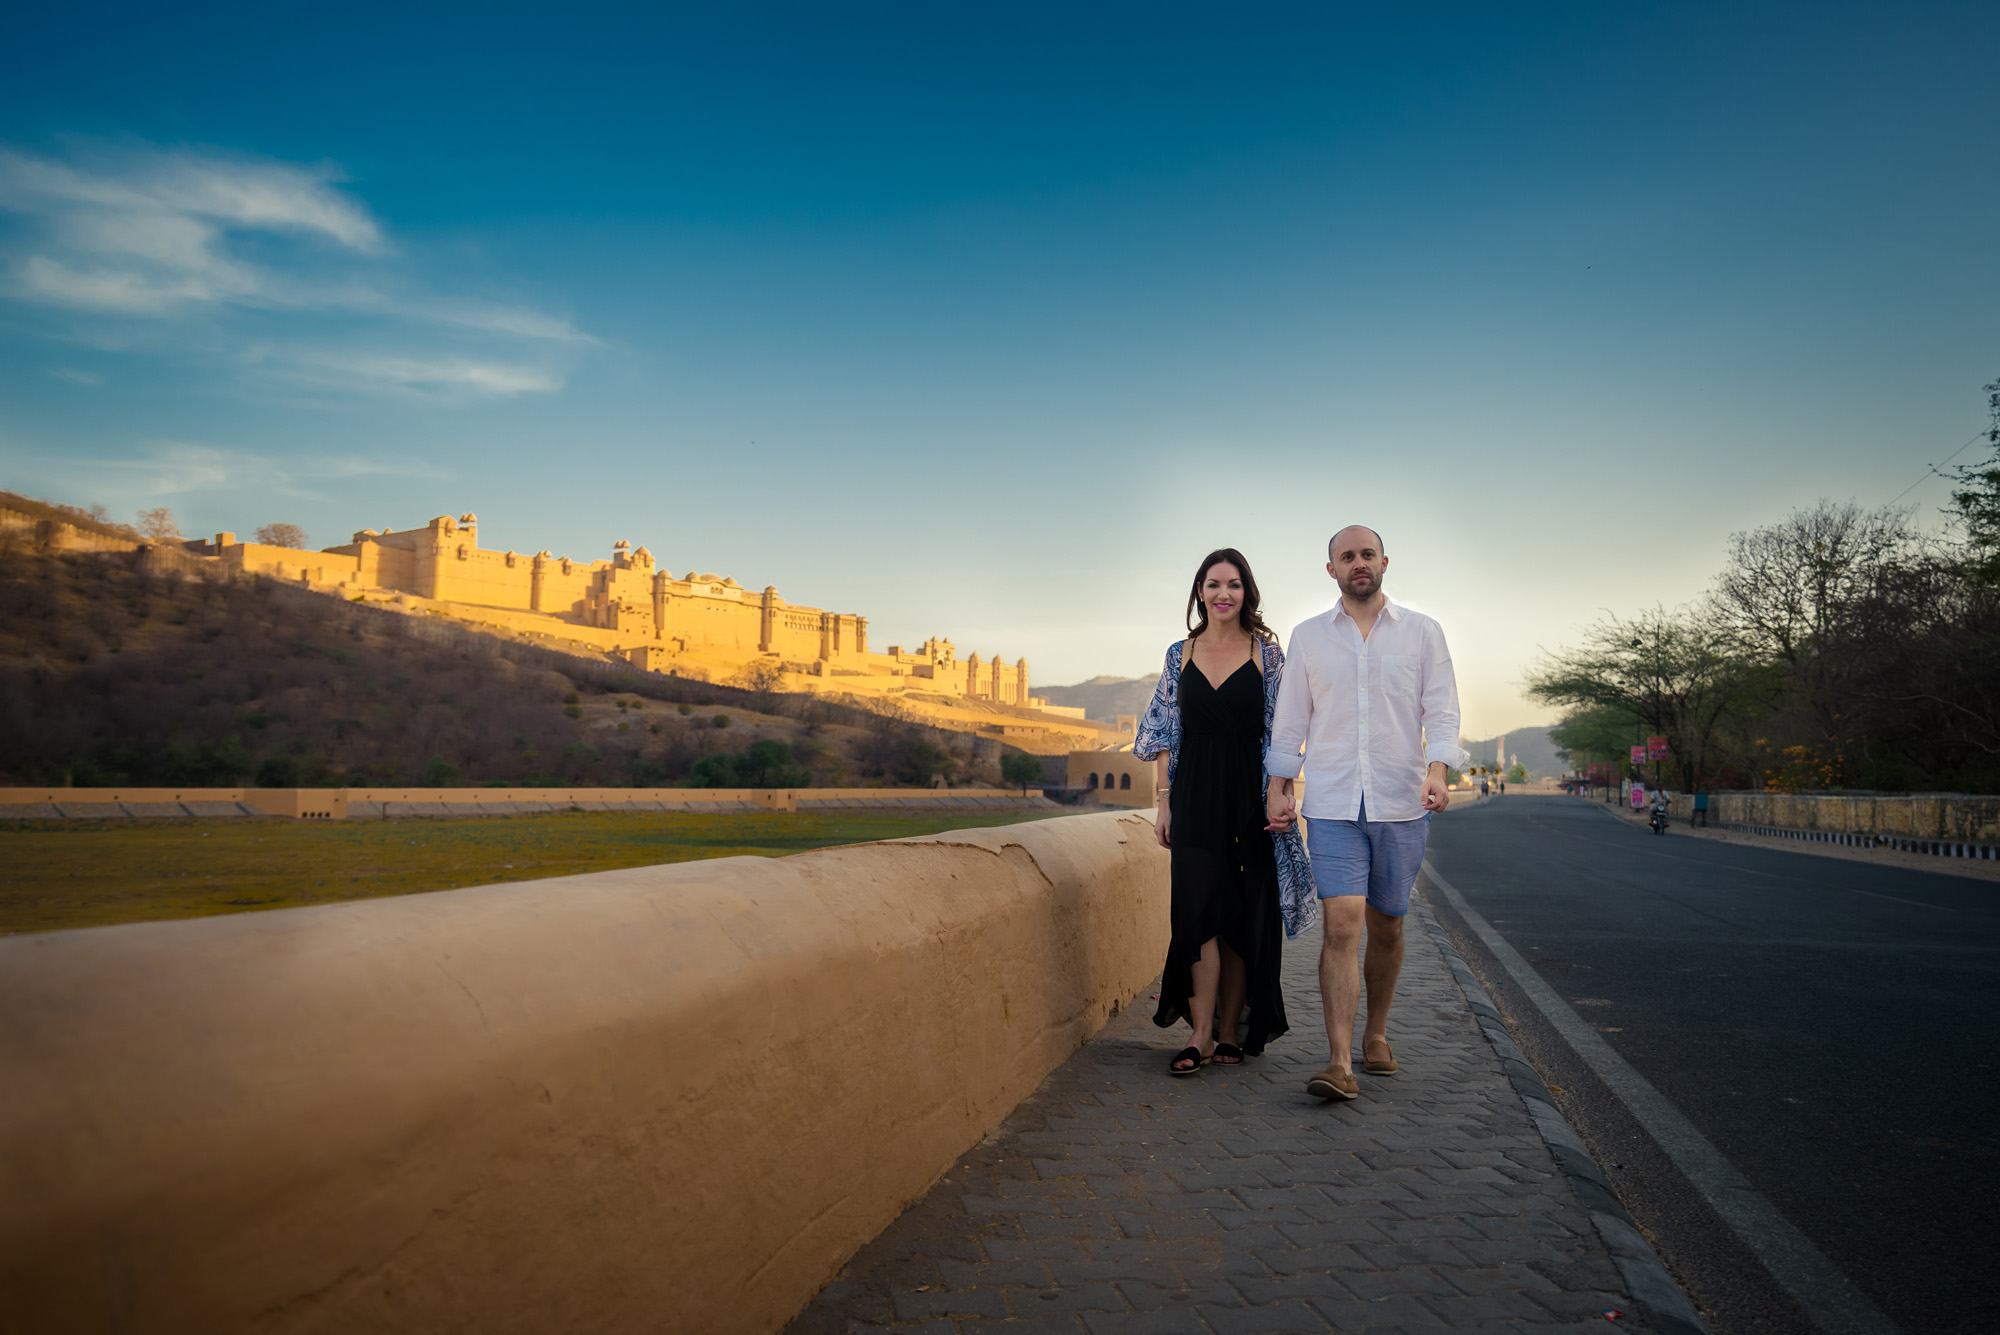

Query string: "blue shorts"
[[1305, 796, 1432, 918]]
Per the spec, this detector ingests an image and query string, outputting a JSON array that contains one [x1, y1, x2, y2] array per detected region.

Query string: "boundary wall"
[[0, 810, 1169, 1334], [0, 786, 1053, 820], [1664, 790, 2000, 846]]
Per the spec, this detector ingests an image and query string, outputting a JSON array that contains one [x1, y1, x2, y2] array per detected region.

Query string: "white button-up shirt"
[[1264, 594, 1468, 823]]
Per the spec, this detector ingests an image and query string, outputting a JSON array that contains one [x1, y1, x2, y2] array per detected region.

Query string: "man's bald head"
[[1328, 526, 1385, 561]]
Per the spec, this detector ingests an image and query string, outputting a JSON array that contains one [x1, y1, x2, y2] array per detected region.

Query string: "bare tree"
[[256, 523, 307, 549], [136, 507, 181, 542], [1713, 501, 1914, 743], [1525, 603, 1757, 792]]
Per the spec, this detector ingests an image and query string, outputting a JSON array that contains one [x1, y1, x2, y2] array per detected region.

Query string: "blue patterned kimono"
[[1131, 637, 1318, 939]]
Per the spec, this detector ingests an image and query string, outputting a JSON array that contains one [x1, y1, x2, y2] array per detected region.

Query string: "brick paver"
[[786, 888, 1694, 1333]]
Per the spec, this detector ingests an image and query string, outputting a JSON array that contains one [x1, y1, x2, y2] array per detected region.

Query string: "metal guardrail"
[[1724, 821, 1999, 861]]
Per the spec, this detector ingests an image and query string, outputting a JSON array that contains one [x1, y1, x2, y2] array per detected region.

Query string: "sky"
[[2, 2, 1996, 736]]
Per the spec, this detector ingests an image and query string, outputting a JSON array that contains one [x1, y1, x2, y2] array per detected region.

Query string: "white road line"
[[1422, 860, 1903, 1335]]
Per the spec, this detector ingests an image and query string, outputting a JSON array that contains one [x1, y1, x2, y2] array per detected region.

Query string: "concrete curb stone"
[[1414, 898, 1709, 1335]]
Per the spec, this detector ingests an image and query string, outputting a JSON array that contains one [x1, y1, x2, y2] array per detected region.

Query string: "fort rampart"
[[186, 513, 1038, 707], [0, 810, 1167, 1333]]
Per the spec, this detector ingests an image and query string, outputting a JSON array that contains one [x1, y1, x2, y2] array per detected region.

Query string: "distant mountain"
[[1460, 726, 1565, 778], [1039, 674, 1160, 723], [1043, 676, 1568, 777]]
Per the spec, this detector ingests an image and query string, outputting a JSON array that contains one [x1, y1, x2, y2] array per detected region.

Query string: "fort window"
[[1119, 774, 1131, 790], [1103, 773, 1115, 788], [456, 544, 468, 561], [1087, 773, 1098, 789]]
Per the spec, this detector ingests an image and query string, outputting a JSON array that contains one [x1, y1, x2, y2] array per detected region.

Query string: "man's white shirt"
[[1264, 594, 1468, 823]]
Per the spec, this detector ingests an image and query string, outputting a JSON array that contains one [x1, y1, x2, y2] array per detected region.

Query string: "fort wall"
[[0, 810, 1167, 1334], [210, 511, 1034, 702]]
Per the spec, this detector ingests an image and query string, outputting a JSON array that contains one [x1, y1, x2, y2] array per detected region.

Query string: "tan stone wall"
[[0, 810, 1166, 1334], [1668, 791, 2000, 843], [1067, 752, 1157, 808], [0, 786, 1048, 819]]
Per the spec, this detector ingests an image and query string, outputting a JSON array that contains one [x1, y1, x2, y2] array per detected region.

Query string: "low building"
[[1065, 749, 1156, 809]]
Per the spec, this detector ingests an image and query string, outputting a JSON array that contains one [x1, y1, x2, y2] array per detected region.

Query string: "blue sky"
[[2, 2, 1995, 734]]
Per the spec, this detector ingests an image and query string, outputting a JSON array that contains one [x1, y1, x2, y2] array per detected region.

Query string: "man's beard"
[[1339, 569, 1382, 599]]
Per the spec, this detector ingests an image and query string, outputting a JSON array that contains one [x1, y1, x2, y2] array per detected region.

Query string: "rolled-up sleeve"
[[1264, 631, 1312, 779], [1419, 620, 1468, 768]]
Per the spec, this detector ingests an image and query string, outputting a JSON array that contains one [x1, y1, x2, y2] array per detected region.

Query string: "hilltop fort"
[[197, 510, 1041, 694], [3, 494, 1120, 752]]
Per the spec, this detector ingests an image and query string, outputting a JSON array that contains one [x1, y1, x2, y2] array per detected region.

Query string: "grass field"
[[0, 808, 1079, 936]]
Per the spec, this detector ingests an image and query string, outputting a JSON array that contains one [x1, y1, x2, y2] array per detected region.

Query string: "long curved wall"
[[0, 810, 1168, 1334]]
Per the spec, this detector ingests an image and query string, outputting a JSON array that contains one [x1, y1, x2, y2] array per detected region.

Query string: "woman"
[[1133, 548, 1317, 1075]]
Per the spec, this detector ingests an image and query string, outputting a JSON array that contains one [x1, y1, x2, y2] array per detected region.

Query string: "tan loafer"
[[1306, 1067, 1359, 1101], [1363, 1038, 1399, 1076]]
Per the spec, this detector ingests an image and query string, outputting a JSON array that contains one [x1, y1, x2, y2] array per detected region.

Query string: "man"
[[1266, 525, 1466, 1101]]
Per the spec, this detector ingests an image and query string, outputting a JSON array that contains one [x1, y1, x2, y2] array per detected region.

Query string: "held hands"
[[1264, 778, 1297, 833], [1420, 762, 1452, 812]]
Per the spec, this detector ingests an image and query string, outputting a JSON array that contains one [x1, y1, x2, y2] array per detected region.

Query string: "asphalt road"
[[1423, 794, 2000, 1335]]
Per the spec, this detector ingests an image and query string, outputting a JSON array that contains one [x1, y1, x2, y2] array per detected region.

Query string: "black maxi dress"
[[1151, 656, 1289, 1054]]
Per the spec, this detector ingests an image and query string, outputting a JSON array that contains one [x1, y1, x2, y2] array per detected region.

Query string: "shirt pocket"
[[1372, 653, 1419, 697]]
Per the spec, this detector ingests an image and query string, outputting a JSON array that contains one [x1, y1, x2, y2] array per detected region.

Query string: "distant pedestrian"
[[1266, 525, 1466, 1102], [1134, 548, 1315, 1077], [1479, 776, 1489, 798]]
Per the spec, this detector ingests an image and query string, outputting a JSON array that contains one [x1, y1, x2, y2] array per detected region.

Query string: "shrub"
[[563, 705, 582, 719], [420, 755, 460, 787], [712, 714, 729, 728], [562, 691, 580, 705], [690, 739, 808, 789], [1000, 751, 1045, 792], [677, 703, 692, 715], [255, 754, 299, 787]]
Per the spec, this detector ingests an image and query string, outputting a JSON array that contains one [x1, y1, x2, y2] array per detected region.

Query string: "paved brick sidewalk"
[[786, 888, 1702, 1334]]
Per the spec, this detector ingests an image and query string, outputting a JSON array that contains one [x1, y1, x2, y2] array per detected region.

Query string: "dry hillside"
[[0, 544, 1024, 789]]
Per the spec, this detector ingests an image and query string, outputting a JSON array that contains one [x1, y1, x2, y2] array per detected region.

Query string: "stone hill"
[[1038, 674, 1160, 724], [1461, 726, 1564, 778]]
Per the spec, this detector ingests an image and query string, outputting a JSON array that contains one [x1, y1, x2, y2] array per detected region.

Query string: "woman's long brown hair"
[[1185, 547, 1275, 644]]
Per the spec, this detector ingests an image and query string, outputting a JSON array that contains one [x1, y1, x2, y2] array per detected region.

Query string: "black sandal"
[[1212, 1042, 1245, 1065], [1168, 1046, 1208, 1076]]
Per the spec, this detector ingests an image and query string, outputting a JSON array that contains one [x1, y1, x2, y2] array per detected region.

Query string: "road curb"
[[1413, 894, 1712, 1335]]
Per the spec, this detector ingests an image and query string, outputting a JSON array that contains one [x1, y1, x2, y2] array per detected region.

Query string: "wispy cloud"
[[0, 139, 584, 396], [107, 441, 448, 499], [269, 348, 566, 397]]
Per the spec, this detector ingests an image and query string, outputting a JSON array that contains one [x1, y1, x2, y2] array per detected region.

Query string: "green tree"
[[1000, 751, 1045, 793], [1548, 702, 1641, 770], [1953, 374, 2000, 585], [691, 740, 807, 788], [1525, 605, 1755, 792]]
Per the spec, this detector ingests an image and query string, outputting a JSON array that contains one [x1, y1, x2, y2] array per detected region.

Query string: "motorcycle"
[[1648, 800, 1670, 835]]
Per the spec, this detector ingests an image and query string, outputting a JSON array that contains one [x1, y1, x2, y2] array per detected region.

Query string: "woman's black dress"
[[1152, 656, 1289, 1053]]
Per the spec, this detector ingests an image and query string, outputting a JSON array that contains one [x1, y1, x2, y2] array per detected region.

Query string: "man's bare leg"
[[1361, 904, 1405, 1049], [1316, 897, 1366, 1072]]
